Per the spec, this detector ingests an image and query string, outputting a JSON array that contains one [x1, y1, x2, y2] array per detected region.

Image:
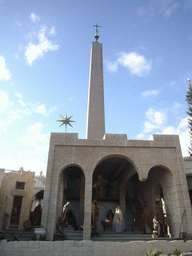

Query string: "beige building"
[[0, 169, 5, 189], [184, 156, 192, 205], [42, 30, 192, 241], [0, 169, 35, 230], [33, 171, 46, 197]]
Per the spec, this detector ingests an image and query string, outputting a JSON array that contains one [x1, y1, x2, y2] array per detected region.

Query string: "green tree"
[[186, 79, 192, 155]]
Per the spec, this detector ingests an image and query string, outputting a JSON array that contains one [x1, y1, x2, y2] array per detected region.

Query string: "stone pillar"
[[86, 42, 105, 140], [79, 175, 85, 225], [83, 174, 92, 240], [119, 183, 126, 225], [41, 140, 55, 232]]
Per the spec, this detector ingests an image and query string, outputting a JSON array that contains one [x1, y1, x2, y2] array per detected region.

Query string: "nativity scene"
[[41, 25, 192, 241]]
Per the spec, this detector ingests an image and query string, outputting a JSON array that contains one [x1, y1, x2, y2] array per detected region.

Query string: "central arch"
[[92, 155, 138, 231]]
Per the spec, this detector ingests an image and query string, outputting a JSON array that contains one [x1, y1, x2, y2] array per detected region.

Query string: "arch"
[[91, 154, 139, 232], [141, 165, 175, 236], [56, 163, 85, 230], [146, 164, 173, 181], [58, 162, 86, 178], [91, 154, 139, 180]]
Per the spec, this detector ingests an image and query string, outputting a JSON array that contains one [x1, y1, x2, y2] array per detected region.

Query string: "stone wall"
[[42, 133, 192, 240], [184, 157, 192, 175], [1, 239, 192, 256]]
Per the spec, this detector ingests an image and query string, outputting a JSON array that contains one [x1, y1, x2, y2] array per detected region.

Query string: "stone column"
[[83, 174, 92, 240], [119, 183, 126, 225], [79, 175, 85, 225]]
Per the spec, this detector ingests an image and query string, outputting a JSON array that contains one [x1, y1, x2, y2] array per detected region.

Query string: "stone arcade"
[[42, 27, 192, 241]]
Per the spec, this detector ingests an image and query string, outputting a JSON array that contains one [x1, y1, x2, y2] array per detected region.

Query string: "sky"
[[1, 0, 192, 175]]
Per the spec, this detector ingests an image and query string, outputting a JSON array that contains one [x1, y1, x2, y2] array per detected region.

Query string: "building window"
[[15, 181, 25, 190]]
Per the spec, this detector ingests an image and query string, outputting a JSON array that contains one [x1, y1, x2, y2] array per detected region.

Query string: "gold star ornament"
[[57, 114, 75, 132]]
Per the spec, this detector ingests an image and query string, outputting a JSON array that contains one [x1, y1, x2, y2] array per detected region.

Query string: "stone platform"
[[1, 239, 192, 256]]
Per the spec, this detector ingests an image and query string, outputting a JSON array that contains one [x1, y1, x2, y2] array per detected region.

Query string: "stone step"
[[62, 228, 83, 240], [62, 228, 172, 242], [0, 226, 41, 241]]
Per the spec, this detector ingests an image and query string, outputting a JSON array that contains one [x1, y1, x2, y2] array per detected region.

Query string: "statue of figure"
[[155, 199, 166, 237], [32, 203, 42, 225], [113, 206, 125, 232], [101, 209, 114, 231], [59, 201, 71, 228], [93, 174, 103, 196], [106, 209, 114, 222], [91, 200, 99, 230], [142, 201, 153, 232], [132, 199, 145, 232]]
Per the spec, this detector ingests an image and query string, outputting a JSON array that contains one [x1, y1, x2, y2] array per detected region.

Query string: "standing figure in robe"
[[91, 200, 99, 230], [155, 199, 166, 237], [142, 201, 153, 232], [59, 201, 71, 227], [93, 174, 103, 196], [113, 206, 125, 232]]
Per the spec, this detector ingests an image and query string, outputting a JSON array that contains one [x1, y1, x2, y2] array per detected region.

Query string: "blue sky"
[[1, 0, 192, 175]]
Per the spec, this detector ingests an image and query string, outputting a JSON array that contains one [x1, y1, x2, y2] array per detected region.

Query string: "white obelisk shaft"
[[86, 42, 105, 140]]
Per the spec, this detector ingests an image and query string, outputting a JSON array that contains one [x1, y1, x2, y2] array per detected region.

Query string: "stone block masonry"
[[1, 240, 192, 256]]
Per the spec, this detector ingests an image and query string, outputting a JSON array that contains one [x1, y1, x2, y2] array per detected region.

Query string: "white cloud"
[[0, 91, 9, 112], [173, 101, 182, 111], [106, 52, 152, 76], [161, 117, 188, 135], [30, 13, 40, 23], [136, 132, 145, 139], [137, 107, 190, 157], [50, 26, 56, 36], [146, 108, 166, 126], [36, 104, 46, 115], [15, 92, 22, 98], [137, 7, 147, 17], [177, 117, 188, 131], [137, 1, 183, 20], [0, 109, 21, 132], [161, 118, 190, 157], [117, 52, 152, 76], [19, 122, 48, 147], [162, 2, 180, 17], [170, 81, 176, 86], [18, 99, 26, 107], [105, 60, 118, 72], [25, 25, 59, 66], [15, 20, 21, 27], [141, 89, 159, 97], [0, 56, 11, 81], [144, 121, 157, 133], [161, 126, 175, 135], [36, 104, 57, 116], [137, 107, 167, 136], [25, 43, 43, 65], [180, 130, 190, 157], [6, 122, 49, 173]]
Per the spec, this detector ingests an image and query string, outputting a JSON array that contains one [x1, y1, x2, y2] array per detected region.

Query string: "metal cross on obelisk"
[[93, 23, 101, 42]]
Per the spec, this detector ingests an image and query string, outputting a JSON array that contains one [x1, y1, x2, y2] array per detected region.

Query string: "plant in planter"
[[144, 249, 162, 256], [168, 249, 182, 256], [53, 231, 67, 241], [91, 228, 101, 238]]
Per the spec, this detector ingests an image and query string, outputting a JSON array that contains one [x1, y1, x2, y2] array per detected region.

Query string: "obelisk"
[[86, 24, 105, 140]]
